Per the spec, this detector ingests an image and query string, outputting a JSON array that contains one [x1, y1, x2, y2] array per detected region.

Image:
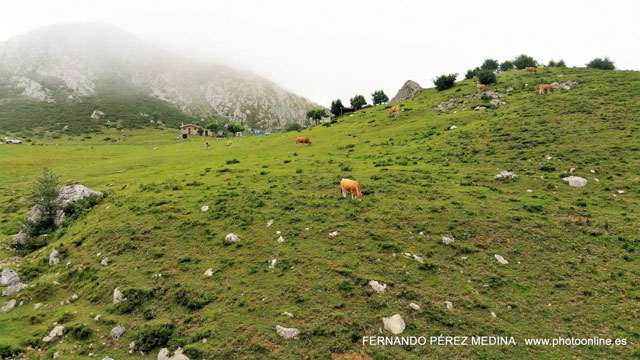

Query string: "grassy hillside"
[[0, 67, 639, 359]]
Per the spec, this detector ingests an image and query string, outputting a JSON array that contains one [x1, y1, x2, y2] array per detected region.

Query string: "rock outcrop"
[[382, 314, 406, 335], [390, 80, 421, 104], [275, 325, 300, 339]]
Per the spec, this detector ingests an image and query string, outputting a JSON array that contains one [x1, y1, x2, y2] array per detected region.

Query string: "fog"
[[1, 0, 639, 106]]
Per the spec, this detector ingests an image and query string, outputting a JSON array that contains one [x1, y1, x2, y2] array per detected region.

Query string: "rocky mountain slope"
[[0, 23, 319, 132]]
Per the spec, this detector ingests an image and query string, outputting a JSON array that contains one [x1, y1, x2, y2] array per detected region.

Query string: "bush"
[[480, 59, 499, 71], [499, 61, 514, 72], [587, 57, 615, 70], [548, 59, 567, 67], [284, 123, 302, 132], [512, 54, 537, 69], [476, 70, 496, 85], [133, 323, 176, 352], [68, 324, 92, 340], [432, 73, 458, 91], [226, 122, 244, 133], [25, 168, 61, 237], [464, 68, 480, 80]]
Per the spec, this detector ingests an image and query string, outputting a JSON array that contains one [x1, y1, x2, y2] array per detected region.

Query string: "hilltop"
[[0, 67, 639, 359], [0, 23, 319, 134]]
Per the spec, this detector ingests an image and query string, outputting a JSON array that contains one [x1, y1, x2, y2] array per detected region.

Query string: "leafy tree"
[[349, 95, 366, 110], [27, 168, 60, 235], [481, 59, 499, 71], [433, 73, 458, 91], [205, 121, 225, 133], [586, 57, 615, 70], [284, 123, 302, 132], [371, 90, 389, 105], [226, 122, 244, 133], [306, 108, 328, 125], [330, 99, 344, 117], [476, 70, 496, 85], [513, 54, 537, 69], [464, 67, 480, 80], [548, 59, 567, 68], [499, 61, 514, 72]]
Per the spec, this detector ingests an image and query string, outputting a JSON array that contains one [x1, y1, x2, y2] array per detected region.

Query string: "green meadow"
[[0, 67, 639, 359]]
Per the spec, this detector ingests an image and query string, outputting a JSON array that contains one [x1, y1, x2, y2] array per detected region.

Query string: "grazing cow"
[[296, 136, 312, 145], [476, 84, 488, 91], [539, 84, 553, 94], [537, 65, 544, 69], [340, 178, 362, 201], [226, 140, 233, 147], [389, 105, 400, 116], [525, 67, 537, 73]]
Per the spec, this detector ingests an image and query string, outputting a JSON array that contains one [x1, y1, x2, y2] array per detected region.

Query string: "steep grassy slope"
[[0, 68, 639, 359]]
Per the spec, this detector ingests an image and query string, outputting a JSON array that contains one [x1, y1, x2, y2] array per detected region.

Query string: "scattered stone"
[[70, 293, 78, 302], [1, 299, 16, 313], [102, 358, 115, 360], [617, 190, 625, 194], [101, 257, 109, 266], [91, 110, 106, 119], [224, 233, 240, 243], [491, 311, 497, 318], [111, 325, 126, 340], [49, 249, 60, 266], [494, 254, 509, 265], [94, 314, 101, 321], [204, 268, 213, 277], [369, 280, 386, 294], [53, 352, 60, 359], [200, 205, 209, 212], [563, 176, 587, 188], [442, 236, 454, 245], [329, 231, 338, 237], [382, 314, 405, 335], [449, 125, 457, 130], [409, 303, 421, 311], [34, 303, 43, 310], [403, 252, 424, 263], [527, 189, 533, 193], [277, 236, 285, 243], [116, 169, 126, 173], [2, 282, 27, 296], [269, 259, 277, 269], [495, 171, 518, 181], [43, 326, 65, 342], [474, 106, 486, 111], [282, 311, 294, 317], [129, 341, 136, 351], [158, 347, 190, 360], [275, 325, 300, 339], [0, 269, 20, 286], [390, 80, 421, 104], [590, 169, 596, 174], [444, 301, 453, 310], [266, 219, 274, 227], [113, 288, 123, 304], [569, 167, 576, 174]]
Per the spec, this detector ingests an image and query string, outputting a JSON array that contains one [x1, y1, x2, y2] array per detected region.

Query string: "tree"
[[433, 73, 458, 91], [586, 57, 615, 70], [464, 67, 480, 80], [306, 108, 328, 125], [476, 70, 496, 85], [481, 59, 499, 71], [284, 123, 302, 132], [349, 95, 366, 110], [226, 122, 244, 133], [330, 99, 344, 117], [513, 54, 537, 69], [548, 59, 567, 68], [371, 90, 389, 106], [499, 61, 514, 72], [28, 168, 60, 234]]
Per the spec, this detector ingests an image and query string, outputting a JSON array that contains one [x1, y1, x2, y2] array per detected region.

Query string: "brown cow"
[[476, 84, 488, 91], [389, 105, 400, 116], [226, 140, 233, 147], [524, 67, 537, 73], [472, 75, 478, 81], [296, 136, 312, 145], [341, 178, 362, 201], [539, 84, 553, 94]]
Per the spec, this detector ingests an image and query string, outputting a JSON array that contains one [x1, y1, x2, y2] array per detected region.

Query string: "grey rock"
[[275, 325, 300, 339], [43, 325, 65, 342], [563, 176, 587, 188], [390, 80, 421, 104], [1, 269, 20, 286], [495, 171, 518, 181], [2, 282, 27, 296], [442, 236, 454, 245], [495, 254, 509, 264], [113, 288, 124, 304], [158, 348, 190, 360], [382, 314, 405, 335], [204, 268, 213, 277], [369, 280, 386, 293], [224, 233, 240, 243], [49, 249, 60, 266], [111, 325, 125, 340], [444, 301, 453, 310], [409, 303, 421, 311], [0, 299, 16, 313]]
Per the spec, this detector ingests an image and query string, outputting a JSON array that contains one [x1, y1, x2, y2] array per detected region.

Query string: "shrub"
[[480, 59, 499, 71], [432, 73, 458, 91], [476, 70, 496, 85], [499, 61, 514, 72], [284, 123, 302, 132], [133, 323, 176, 352], [513, 54, 537, 69], [371, 90, 389, 105], [548, 59, 567, 67], [586, 57, 615, 70], [68, 324, 92, 340], [226, 122, 244, 133], [464, 68, 480, 80], [25, 168, 61, 237], [349, 95, 367, 110]]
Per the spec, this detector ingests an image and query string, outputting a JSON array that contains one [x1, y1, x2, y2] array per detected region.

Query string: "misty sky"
[[1, 0, 639, 106]]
